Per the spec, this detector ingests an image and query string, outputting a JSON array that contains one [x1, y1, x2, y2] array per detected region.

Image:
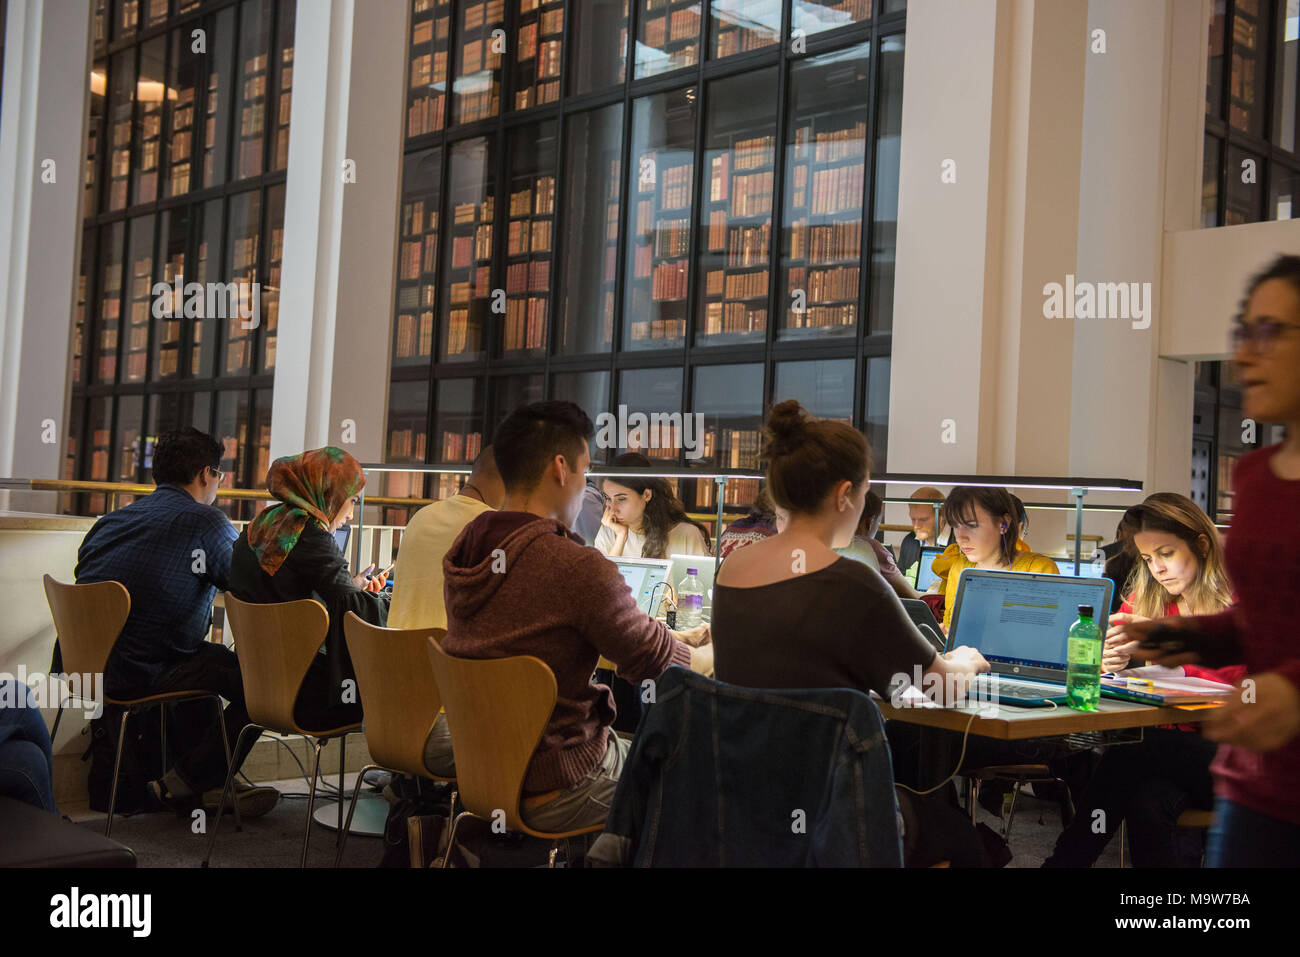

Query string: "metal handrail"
[[2, 477, 437, 509]]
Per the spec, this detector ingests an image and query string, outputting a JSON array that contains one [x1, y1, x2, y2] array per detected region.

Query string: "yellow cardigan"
[[932, 543, 1060, 630]]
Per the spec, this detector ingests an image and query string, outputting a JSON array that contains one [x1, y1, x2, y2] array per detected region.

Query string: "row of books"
[[697, 477, 760, 509], [463, 0, 505, 32], [411, 50, 449, 88], [725, 224, 770, 266], [449, 267, 491, 302], [505, 259, 550, 293], [454, 198, 493, 224], [628, 317, 687, 341], [808, 163, 866, 216], [444, 309, 481, 355], [517, 26, 562, 73], [394, 311, 436, 359], [450, 229, 493, 268], [790, 220, 861, 263], [399, 236, 438, 280], [507, 218, 552, 255], [461, 37, 503, 76], [721, 268, 768, 300], [411, 11, 450, 47], [514, 80, 561, 111], [650, 259, 689, 301], [503, 297, 548, 351], [643, 8, 700, 48], [457, 89, 500, 124], [701, 429, 762, 469], [701, 301, 766, 336], [791, 264, 860, 303], [397, 283, 436, 310], [650, 217, 690, 258], [510, 177, 556, 216], [408, 93, 447, 137], [388, 427, 429, 462], [786, 303, 858, 329], [793, 121, 867, 163], [441, 430, 484, 462], [730, 171, 773, 217]]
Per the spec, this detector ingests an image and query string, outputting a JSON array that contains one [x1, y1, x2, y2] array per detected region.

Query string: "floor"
[[65, 773, 1125, 868]]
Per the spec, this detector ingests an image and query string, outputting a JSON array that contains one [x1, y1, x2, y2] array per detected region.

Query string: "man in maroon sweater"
[[442, 400, 712, 833]]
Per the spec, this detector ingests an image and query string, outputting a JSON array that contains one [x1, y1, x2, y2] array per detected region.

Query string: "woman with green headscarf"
[[229, 447, 388, 731]]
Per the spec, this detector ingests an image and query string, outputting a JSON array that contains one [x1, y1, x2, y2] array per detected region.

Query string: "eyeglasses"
[[350, 495, 362, 506], [208, 466, 224, 482], [1230, 318, 1300, 354]]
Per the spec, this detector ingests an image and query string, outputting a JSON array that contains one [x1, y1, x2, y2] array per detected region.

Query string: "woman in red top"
[[1117, 256, 1300, 867], [1044, 493, 1240, 867]]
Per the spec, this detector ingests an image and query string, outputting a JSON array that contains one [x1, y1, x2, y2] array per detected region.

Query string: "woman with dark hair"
[[1044, 492, 1241, 868], [595, 452, 711, 558], [1115, 255, 1300, 866], [933, 486, 1059, 632], [229, 447, 388, 732]]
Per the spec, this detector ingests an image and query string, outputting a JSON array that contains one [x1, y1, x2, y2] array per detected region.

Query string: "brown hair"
[[1123, 492, 1233, 618], [602, 452, 712, 559], [762, 400, 869, 514], [941, 486, 1020, 566]]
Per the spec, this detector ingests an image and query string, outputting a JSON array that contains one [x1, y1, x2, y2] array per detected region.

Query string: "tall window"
[[1204, 0, 1300, 225], [388, 0, 904, 530], [68, 0, 296, 518]]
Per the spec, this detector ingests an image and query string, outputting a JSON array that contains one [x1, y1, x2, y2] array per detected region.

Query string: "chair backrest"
[[43, 575, 130, 682], [425, 637, 556, 831], [342, 612, 446, 778], [221, 592, 329, 734]]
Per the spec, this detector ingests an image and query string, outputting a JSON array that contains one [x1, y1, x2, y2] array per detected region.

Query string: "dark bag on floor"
[[83, 704, 168, 814]]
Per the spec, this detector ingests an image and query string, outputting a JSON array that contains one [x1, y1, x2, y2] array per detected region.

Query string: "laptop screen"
[[612, 558, 672, 616], [949, 570, 1113, 673], [1052, 558, 1106, 579], [915, 545, 946, 591]]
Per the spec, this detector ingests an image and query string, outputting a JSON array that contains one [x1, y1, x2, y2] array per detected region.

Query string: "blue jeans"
[[0, 679, 57, 813], [1207, 797, 1300, 867]]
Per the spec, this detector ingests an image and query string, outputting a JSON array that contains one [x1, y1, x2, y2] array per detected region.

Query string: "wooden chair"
[[1118, 808, 1215, 868], [426, 638, 604, 868], [334, 613, 456, 866], [202, 594, 362, 868], [42, 575, 238, 838]]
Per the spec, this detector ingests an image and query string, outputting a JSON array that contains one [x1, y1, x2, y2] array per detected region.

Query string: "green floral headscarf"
[[246, 446, 365, 575]]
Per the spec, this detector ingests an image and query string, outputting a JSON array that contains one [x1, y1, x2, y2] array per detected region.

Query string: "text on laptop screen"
[[613, 560, 670, 616], [953, 573, 1111, 671]]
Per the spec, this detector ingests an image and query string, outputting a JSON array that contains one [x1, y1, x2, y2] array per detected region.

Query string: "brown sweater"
[[442, 511, 692, 791]]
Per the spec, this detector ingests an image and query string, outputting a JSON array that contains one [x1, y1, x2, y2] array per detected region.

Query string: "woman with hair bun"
[[711, 400, 987, 703]]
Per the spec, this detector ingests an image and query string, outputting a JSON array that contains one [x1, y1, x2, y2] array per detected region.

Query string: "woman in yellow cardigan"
[[934, 486, 1059, 632]]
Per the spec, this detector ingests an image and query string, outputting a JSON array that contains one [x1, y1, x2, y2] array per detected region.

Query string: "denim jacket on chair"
[[589, 667, 903, 867]]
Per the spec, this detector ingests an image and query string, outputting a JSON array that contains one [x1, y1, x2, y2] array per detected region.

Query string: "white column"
[[0, 0, 93, 511], [271, 0, 407, 465]]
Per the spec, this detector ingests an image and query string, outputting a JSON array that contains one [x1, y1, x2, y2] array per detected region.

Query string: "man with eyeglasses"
[[73, 428, 275, 818]]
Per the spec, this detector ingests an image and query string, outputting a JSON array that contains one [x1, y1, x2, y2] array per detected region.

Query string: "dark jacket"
[[589, 667, 903, 867], [228, 524, 387, 708]]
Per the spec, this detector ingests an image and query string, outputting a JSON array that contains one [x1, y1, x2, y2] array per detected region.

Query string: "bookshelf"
[[697, 71, 777, 345], [441, 138, 494, 361], [165, 30, 196, 198], [224, 191, 261, 375], [72, 238, 91, 387], [134, 40, 163, 205], [107, 51, 133, 210], [781, 113, 867, 337], [123, 216, 154, 383], [236, 0, 272, 181], [1227, 0, 1265, 136], [435, 379, 485, 463], [503, 122, 557, 356], [95, 223, 123, 384], [636, 0, 701, 79], [625, 89, 697, 348], [154, 213, 185, 380], [568, 0, 628, 95], [407, 0, 451, 137], [710, 0, 780, 59], [273, 14, 294, 169], [512, 0, 564, 111], [261, 184, 285, 372], [453, 0, 505, 124], [116, 396, 144, 482], [394, 150, 441, 368]]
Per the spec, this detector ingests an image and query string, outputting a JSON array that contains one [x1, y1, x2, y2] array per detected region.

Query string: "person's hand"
[[601, 506, 627, 540], [672, 624, 711, 647], [1109, 614, 1203, 668], [943, 645, 990, 674], [1102, 635, 1135, 673], [352, 568, 386, 593], [689, 642, 714, 678], [1205, 672, 1300, 753]]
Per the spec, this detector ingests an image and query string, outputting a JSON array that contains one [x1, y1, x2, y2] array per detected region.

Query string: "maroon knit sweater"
[[442, 511, 691, 792], [1197, 445, 1300, 825]]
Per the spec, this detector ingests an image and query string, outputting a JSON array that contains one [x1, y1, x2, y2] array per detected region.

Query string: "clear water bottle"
[[1065, 604, 1102, 711], [676, 568, 704, 629]]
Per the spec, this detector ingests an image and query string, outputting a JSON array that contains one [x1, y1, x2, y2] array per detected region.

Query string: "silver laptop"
[[610, 557, 673, 617], [947, 568, 1114, 707]]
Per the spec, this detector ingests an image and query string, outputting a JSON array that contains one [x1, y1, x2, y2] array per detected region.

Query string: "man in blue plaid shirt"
[[75, 428, 276, 817]]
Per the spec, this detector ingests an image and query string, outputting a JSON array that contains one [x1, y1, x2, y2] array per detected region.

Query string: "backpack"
[[82, 703, 169, 814]]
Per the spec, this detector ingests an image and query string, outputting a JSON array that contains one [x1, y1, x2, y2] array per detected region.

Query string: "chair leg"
[[202, 723, 257, 868], [1003, 781, 1023, 840], [105, 709, 131, 839], [441, 809, 473, 869], [334, 762, 379, 868], [549, 843, 559, 868], [50, 703, 65, 748], [211, 696, 243, 832], [159, 702, 168, 773], [1118, 820, 1126, 868], [967, 778, 978, 826], [336, 735, 346, 844], [301, 739, 325, 869]]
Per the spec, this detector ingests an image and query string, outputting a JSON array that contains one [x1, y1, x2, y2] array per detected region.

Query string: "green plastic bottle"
[[1066, 604, 1102, 711]]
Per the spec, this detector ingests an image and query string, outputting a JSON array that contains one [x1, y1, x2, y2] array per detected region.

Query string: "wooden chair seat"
[[104, 688, 223, 708], [520, 790, 564, 810]]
